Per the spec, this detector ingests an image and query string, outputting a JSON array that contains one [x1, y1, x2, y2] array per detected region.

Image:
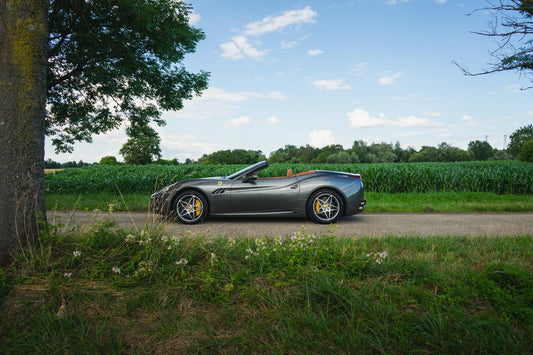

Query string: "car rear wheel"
[[307, 189, 344, 224], [174, 191, 208, 224]]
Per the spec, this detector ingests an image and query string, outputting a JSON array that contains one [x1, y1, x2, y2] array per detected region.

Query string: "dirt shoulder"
[[47, 211, 533, 238]]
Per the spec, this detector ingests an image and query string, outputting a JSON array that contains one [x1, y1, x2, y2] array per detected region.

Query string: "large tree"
[[0, 1, 49, 265], [47, 0, 209, 152], [507, 124, 533, 157], [457, 0, 533, 87], [468, 140, 494, 160], [120, 124, 162, 165], [0, 0, 208, 265]]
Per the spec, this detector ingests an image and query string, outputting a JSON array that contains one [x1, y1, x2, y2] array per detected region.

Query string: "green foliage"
[[268, 141, 487, 164], [508, 124, 533, 157], [518, 139, 533, 162], [468, 140, 494, 161], [44, 160, 533, 195], [119, 124, 161, 165], [197, 149, 266, 165], [98, 156, 119, 165], [1, 218, 532, 353], [47, 0, 209, 152], [0, 268, 12, 307], [459, 1, 532, 86], [410, 142, 474, 162]]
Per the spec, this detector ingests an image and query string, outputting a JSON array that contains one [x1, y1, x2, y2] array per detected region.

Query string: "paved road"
[[48, 211, 533, 238]]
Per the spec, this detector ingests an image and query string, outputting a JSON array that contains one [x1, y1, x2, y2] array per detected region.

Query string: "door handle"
[[290, 184, 299, 189]]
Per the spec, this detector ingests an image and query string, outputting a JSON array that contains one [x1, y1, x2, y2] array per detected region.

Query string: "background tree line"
[[82, 124, 532, 166]]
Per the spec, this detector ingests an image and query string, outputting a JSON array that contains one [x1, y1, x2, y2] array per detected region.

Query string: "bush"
[[99, 156, 119, 165]]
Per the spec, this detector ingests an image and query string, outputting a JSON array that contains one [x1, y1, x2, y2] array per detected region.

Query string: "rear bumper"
[[356, 198, 366, 213]]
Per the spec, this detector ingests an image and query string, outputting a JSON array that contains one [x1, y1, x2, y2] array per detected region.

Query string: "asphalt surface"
[[48, 211, 533, 238]]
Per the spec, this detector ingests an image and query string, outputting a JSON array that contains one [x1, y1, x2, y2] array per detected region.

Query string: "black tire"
[[173, 190, 209, 224], [307, 189, 344, 224]]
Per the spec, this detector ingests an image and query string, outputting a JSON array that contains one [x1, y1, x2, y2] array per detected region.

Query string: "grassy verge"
[[1, 218, 532, 353], [46, 192, 533, 213]]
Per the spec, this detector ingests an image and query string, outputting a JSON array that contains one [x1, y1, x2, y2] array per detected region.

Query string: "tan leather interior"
[[294, 170, 317, 177], [258, 169, 317, 180]]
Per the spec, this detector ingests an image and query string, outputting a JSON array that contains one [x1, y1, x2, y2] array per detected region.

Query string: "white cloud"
[[168, 87, 283, 120], [243, 6, 317, 36], [504, 84, 521, 93], [389, 96, 408, 101], [348, 108, 442, 128], [220, 41, 245, 60], [436, 0, 446, 3], [280, 40, 298, 48], [265, 116, 280, 125], [307, 49, 323, 56], [160, 131, 221, 160], [349, 62, 366, 76], [348, 109, 388, 128], [461, 115, 474, 121], [242, 91, 286, 100], [223, 116, 251, 127], [188, 11, 201, 25], [309, 129, 335, 148], [395, 116, 442, 127], [221, 7, 317, 60], [221, 35, 269, 61], [378, 71, 403, 85], [423, 112, 443, 117], [387, 0, 409, 4], [313, 79, 351, 90]]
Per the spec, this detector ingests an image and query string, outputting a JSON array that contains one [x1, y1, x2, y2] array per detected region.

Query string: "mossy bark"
[[0, 1, 48, 265]]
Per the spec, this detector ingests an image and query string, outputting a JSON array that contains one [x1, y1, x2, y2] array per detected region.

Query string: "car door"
[[230, 176, 299, 213]]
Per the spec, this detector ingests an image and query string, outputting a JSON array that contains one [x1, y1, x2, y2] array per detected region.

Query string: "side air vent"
[[212, 189, 226, 195]]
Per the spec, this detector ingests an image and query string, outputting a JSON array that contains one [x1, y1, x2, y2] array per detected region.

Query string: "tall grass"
[[45, 161, 533, 195], [1, 216, 532, 353]]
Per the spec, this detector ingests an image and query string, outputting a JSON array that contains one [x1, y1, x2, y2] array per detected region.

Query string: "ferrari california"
[[151, 161, 366, 224]]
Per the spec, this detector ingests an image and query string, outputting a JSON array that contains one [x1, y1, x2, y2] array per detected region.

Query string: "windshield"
[[227, 161, 268, 179]]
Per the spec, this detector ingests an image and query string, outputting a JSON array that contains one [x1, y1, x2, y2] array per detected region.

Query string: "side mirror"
[[243, 173, 258, 183]]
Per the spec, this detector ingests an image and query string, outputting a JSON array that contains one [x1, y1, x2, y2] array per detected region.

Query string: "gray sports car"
[[151, 161, 366, 224]]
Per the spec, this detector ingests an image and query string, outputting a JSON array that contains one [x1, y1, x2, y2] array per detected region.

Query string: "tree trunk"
[[0, 1, 48, 265]]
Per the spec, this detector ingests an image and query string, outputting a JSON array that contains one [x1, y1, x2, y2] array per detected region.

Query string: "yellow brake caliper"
[[315, 200, 320, 213], [195, 198, 202, 217]]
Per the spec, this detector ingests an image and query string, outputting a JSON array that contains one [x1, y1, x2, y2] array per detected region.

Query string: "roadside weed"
[[1, 217, 531, 353]]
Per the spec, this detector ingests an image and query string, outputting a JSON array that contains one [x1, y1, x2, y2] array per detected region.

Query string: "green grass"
[[1, 218, 532, 353], [46, 191, 533, 213]]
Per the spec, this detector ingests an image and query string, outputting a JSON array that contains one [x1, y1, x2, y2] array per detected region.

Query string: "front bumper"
[[150, 192, 170, 215]]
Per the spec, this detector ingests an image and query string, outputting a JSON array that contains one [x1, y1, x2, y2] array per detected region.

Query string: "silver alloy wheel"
[[312, 192, 341, 222], [176, 194, 204, 223]]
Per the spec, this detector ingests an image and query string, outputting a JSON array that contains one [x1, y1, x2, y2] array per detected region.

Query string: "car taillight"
[[349, 174, 362, 181]]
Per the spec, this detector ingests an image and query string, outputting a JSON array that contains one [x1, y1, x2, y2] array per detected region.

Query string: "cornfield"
[[45, 161, 533, 195]]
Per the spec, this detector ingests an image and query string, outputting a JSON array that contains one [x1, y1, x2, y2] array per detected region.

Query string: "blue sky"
[[46, 0, 533, 163]]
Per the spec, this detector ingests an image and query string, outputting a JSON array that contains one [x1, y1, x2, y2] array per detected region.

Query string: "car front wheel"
[[307, 189, 344, 224], [174, 191, 209, 224]]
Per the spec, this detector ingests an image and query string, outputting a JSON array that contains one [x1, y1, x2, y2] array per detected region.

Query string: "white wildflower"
[[63, 272, 72, 278], [175, 258, 188, 265], [73, 250, 81, 257], [112, 266, 121, 274]]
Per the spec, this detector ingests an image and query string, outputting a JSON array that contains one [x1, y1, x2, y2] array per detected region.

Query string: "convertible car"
[[151, 161, 366, 224]]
